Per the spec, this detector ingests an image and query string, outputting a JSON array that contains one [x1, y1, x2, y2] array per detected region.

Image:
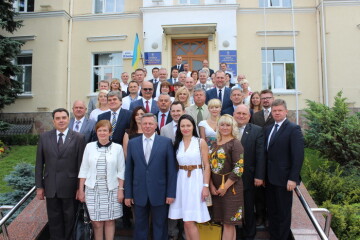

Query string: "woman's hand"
[[117, 189, 124, 203], [210, 183, 218, 195], [217, 187, 227, 197], [202, 187, 210, 201], [78, 190, 85, 203]]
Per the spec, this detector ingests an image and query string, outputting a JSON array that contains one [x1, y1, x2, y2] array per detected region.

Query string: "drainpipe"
[[66, 0, 74, 110], [320, 0, 329, 106], [316, 0, 324, 104]]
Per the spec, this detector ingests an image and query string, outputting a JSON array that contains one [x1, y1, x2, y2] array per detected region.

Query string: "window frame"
[[259, 0, 292, 8], [179, 0, 201, 5], [15, 51, 33, 95], [13, 0, 35, 12], [93, 0, 125, 14], [261, 48, 296, 93], [91, 52, 123, 93]]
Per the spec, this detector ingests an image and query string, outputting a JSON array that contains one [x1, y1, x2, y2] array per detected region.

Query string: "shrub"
[[0, 140, 11, 158], [304, 91, 360, 166], [321, 201, 360, 240], [0, 134, 39, 146]]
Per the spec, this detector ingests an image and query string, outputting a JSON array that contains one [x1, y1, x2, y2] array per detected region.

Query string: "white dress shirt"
[[157, 111, 170, 128], [56, 128, 69, 142], [267, 118, 286, 147]]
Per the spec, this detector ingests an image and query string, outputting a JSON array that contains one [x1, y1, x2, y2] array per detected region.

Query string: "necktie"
[[202, 84, 205, 90], [58, 133, 64, 151], [160, 113, 166, 129], [144, 138, 151, 163], [269, 124, 279, 144], [74, 120, 80, 132], [218, 89, 222, 101], [264, 109, 269, 121], [197, 107, 203, 124], [177, 65, 180, 70], [111, 112, 117, 130], [145, 100, 150, 113]]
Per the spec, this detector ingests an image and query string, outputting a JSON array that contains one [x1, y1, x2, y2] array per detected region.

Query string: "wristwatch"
[[203, 183, 209, 188]]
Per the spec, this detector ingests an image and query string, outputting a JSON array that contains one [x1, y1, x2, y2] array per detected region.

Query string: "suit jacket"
[[35, 129, 86, 198], [87, 96, 97, 117], [250, 109, 274, 128], [195, 83, 213, 91], [185, 104, 210, 125], [149, 80, 159, 98], [69, 117, 96, 143], [156, 111, 173, 127], [171, 64, 184, 72], [167, 78, 178, 85], [205, 87, 232, 110], [240, 123, 265, 190], [130, 99, 159, 114], [95, 108, 132, 145], [160, 122, 176, 143], [221, 105, 235, 116], [265, 119, 304, 187], [125, 135, 177, 207]]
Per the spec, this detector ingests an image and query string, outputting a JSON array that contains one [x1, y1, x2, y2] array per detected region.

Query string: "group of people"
[[35, 57, 304, 240]]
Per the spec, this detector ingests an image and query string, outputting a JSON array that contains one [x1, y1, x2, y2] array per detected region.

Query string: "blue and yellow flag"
[[132, 33, 141, 69]]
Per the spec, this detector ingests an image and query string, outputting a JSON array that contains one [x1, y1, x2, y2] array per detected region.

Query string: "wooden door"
[[172, 39, 208, 71]]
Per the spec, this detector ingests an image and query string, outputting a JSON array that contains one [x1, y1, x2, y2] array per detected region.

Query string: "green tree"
[[0, 0, 24, 130]]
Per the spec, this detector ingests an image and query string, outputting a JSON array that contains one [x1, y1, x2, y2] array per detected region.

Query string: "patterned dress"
[[85, 144, 122, 221], [209, 138, 244, 225]]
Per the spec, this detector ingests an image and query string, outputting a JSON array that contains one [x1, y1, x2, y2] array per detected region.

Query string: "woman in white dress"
[[199, 99, 222, 150], [169, 114, 211, 240], [78, 120, 125, 240], [89, 90, 110, 121]]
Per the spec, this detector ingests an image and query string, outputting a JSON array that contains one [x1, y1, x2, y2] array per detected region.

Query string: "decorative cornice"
[[87, 35, 127, 42], [10, 35, 36, 42], [324, 0, 360, 7], [256, 31, 299, 36], [238, 7, 316, 14], [141, 4, 239, 13], [73, 12, 140, 21], [15, 11, 71, 20]]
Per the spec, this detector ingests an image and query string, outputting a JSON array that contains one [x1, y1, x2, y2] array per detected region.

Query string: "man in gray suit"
[[35, 108, 86, 240], [185, 88, 209, 126], [195, 69, 213, 91], [69, 100, 96, 143], [160, 101, 185, 143]]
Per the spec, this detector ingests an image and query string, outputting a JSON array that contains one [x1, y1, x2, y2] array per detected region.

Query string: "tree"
[[0, 0, 24, 119]]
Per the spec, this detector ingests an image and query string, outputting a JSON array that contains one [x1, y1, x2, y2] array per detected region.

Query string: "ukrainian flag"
[[132, 33, 141, 69]]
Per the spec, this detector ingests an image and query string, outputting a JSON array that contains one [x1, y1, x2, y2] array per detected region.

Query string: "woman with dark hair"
[[250, 91, 261, 116], [169, 114, 210, 240], [225, 73, 232, 87], [190, 70, 199, 83], [154, 81, 175, 102], [122, 106, 146, 158]]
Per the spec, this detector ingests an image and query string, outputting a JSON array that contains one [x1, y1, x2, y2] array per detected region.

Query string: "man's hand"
[[166, 198, 175, 204], [254, 178, 264, 187], [287, 180, 297, 191], [36, 188, 45, 200], [77, 190, 85, 203], [125, 198, 134, 207]]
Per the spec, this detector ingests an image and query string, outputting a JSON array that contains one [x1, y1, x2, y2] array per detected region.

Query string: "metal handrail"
[[294, 186, 332, 240], [0, 186, 36, 239]]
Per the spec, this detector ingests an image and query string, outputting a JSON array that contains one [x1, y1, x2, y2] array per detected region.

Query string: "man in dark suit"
[[206, 70, 232, 111], [35, 108, 86, 240], [221, 87, 244, 115], [250, 89, 275, 225], [126, 68, 145, 96], [69, 100, 96, 143], [167, 68, 179, 85], [125, 113, 177, 240], [130, 81, 159, 114], [234, 105, 265, 240], [171, 55, 184, 72], [149, 67, 160, 84], [265, 99, 304, 240], [156, 93, 173, 130], [251, 89, 275, 128], [96, 90, 132, 145]]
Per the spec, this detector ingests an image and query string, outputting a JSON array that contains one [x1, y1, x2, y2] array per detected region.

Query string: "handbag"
[[198, 138, 212, 206], [197, 222, 222, 240], [73, 203, 93, 240]]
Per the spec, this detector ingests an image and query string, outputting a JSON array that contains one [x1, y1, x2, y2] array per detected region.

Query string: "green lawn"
[[0, 145, 37, 193]]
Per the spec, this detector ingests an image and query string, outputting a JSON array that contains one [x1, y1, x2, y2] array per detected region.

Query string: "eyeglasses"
[[143, 88, 153, 91], [261, 97, 273, 100]]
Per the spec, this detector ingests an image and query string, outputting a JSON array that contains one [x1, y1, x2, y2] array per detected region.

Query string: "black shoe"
[[256, 217, 264, 226]]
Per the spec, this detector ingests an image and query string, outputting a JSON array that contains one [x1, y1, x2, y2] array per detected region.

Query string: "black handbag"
[[73, 203, 93, 240]]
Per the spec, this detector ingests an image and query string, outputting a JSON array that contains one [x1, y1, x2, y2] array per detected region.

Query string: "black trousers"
[[266, 183, 293, 240], [46, 197, 78, 240], [243, 187, 256, 239]]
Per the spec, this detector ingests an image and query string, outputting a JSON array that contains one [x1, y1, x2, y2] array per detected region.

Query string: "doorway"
[[172, 39, 208, 71]]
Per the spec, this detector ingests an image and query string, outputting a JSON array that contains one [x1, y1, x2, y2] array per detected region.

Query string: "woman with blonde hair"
[[209, 114, 244, 240], [89, 90, 110, 121], [240, 79, 252, 106], [199, 99, 222, 150], [174, 86, 191, 108]]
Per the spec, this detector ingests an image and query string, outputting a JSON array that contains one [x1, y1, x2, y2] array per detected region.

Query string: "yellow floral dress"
[[209, 138, 244, 225]]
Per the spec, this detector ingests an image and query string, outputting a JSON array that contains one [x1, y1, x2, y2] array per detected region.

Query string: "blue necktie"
[[218, 89, 222, 101]]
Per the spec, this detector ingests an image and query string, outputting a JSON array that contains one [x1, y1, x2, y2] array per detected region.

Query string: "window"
[[179, 0, 200, 4], [94, 0, 124, 13], [13, 0, 35, 12], [93, 53, 123, 92], [262, 49, 295, 91], [259, 0, 292, 8], [16, 54, 32, 94]]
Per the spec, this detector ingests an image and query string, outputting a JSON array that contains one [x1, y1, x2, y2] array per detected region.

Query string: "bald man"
[[69, 100, 96, 143]]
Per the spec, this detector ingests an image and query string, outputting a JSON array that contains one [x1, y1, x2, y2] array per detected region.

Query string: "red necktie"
[[160, 113, 166, 129], [145, 100, 150, 113]]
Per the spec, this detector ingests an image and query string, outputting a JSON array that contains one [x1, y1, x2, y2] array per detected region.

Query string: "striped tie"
[[111, 112, 117, 130]]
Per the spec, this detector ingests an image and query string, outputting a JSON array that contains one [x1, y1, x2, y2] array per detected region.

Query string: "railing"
[[0, 186, 36, 240], [294, 186, 332, 240]]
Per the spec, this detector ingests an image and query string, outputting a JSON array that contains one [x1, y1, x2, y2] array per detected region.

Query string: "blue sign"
[[144, 52, 161, 65], [226, 64, 237, 77], [219, 50, 237, 63]]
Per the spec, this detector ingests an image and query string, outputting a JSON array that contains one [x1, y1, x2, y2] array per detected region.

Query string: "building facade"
[[2, 0, 360, 132]]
